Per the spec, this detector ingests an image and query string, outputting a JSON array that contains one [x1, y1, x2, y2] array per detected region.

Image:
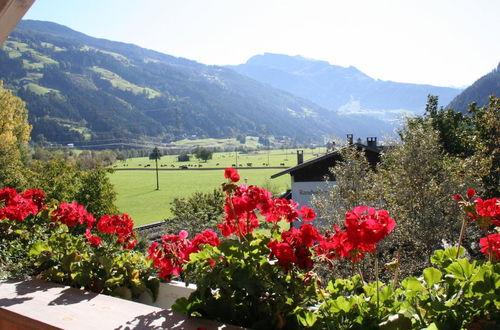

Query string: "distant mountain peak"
[[4, 20, 378, 145], [230, 53, 461, 114]]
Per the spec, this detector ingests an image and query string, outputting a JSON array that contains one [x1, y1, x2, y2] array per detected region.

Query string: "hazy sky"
[[24, 0, 500, 87]]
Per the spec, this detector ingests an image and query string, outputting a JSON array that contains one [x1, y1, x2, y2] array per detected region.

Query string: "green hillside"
[[0, 20, 356, 146], [447, 63, 500, 112]]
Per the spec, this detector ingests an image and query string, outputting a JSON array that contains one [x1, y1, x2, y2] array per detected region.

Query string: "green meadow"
[[110, 168, 291, 226], [111, 148, 328, 226], [113, 148, 326, 169]]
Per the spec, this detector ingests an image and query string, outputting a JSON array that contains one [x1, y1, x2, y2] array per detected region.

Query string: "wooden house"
[[271, 134, 383, 209]]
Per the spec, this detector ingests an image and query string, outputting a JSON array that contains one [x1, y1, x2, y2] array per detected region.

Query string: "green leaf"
[[378, 285, 393, 302], [444, 246, 465, 259], [296, 310, 318, 327], [171, 297, 189, 313], [329, 296, 351, 313], [105, 275, 124, 286], [431, 247, 465, 268], [28, 241, 52, 257], [445, 258, 473, 280], [326, 280, 337, 294], [423, 267, 443, 287], [425, 322, 439, 330], [401, 277, 424, 291]]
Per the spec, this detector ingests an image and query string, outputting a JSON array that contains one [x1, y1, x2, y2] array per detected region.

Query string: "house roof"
[[270, 143, 382, 179]]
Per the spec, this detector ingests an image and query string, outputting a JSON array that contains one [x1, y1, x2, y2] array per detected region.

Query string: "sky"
[[23, 0, 500, 88]]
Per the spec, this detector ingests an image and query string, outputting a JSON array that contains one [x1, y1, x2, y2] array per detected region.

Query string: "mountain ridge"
[[3, 20, 373, 145], [228, 53, 463, 120], [447, 63, 500, 112]]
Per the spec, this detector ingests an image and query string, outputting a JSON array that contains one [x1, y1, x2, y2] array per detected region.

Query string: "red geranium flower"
[[470, 197, 500, 229], [466, 189, 476, 199], [0, 187, 40, 222], [298, 205, 316, 221], [84, 228, 102, 246], [224, 168, 240, 183], [147, 229, 220, 281], [97, 213, 136, 248], [51, 201, 96, 228], [479, 233, 500, 260]]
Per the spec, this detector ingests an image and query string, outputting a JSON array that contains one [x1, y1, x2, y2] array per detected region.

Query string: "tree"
[[28, 158, 119, 217], [149, 147, 161, 190], [0, 81, 31, 189], [372, 124, 482, 277], [416, 95, 499, 196], [312, 123, 483, 280], [193, 147, 213, 162], [164, 189, 224, 236], [75, 167, 118, 217], [312, 148, 377, 229], [178, 153, 190, 162]]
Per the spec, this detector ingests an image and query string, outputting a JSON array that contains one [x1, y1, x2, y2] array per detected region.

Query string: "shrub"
[[313, 125, 483, 280], [164, 189, 224, 236]]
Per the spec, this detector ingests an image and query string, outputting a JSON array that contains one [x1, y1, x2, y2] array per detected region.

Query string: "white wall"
[[291, 180, 336, 208]]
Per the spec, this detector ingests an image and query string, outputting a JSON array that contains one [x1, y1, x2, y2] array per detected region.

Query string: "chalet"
[[271, 134, 383, 209]]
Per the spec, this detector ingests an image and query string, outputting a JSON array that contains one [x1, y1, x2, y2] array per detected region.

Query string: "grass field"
[[111, 148, 329, 226], [113, 148, 327, 170], [110, 168, 291, 226]]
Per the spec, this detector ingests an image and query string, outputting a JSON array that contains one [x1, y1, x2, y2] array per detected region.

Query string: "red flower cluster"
[[454, 188, 477, 201], [472, 197, 500, 229], [148, 229, 220, 281], [0, 187, 45, 222], [479, 233, 500, 260], [97, 214, 137, 249], [317, 206, 396, 262], [456, 189, 500, 229], [51, 201, 96, 228], [455, 189, 500, 261], [224, 168, 240, 183], [84, 228, 102, 246], [268, 223, 322, 270], [219, 169, 316, 237]]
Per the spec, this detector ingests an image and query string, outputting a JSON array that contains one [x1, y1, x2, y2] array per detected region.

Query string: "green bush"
[[164, 189, 224, 236]]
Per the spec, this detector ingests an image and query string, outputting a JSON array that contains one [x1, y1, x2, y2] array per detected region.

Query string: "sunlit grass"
[[110, 168, 291, 226]]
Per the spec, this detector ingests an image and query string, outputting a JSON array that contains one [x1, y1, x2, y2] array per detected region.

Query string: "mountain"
[[447, 63, 500, 112], [228, 53, 462, 121], [1, 20, 389, 146]]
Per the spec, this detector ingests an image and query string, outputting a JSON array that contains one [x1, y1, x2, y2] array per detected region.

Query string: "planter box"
[[138, 280, 196, 309], [0, 279, 238, 329]]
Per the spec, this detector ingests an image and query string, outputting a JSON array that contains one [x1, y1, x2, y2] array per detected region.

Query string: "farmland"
[[113, 148, 326, 170], [109, 149, 327, 226]]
